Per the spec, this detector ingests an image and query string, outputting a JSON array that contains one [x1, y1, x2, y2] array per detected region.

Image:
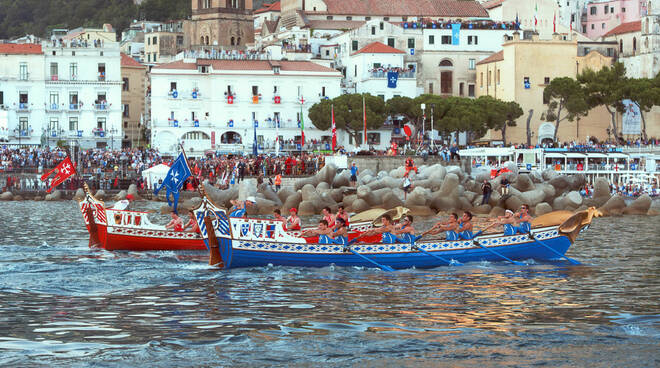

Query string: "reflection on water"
[[0, 201, 659, 366]]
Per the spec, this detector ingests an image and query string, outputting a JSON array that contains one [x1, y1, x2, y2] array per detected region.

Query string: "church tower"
[[185, 0, 254, 48]]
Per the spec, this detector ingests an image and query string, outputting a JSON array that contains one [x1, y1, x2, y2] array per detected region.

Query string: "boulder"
[[548, 175, 571, 192], [463, 191, 478, 203], [301, 184, 321, 203], [382, 192, 404, 209], [114, 190, 127, 201], [519, 188, 546, 207], [389, 166, 406, 179], [316, 181, 330, 191], [12, 195, 23, 201], [295, 164, 337, 190], [406, 205, 436, 217], [535, 202, 553, 216], [426, 164, 447, 181], [489, 206, 505, 217], [329, 188, 345, 203], [297, 200, 317, 216], [542, 168, 558, 181], [95, 190, 106, 200], [623, 194, 652, 215], [514, 174, 535, 192], [51, 190, 63, 200], [249, 198, 279, 215], [430, 196, 458, 212], [178, 197, 203, 212], [502, 161, 519, 175], [568, 175, 586, 191], [552, 195, 567, 211], [0, 191, 13, 201], [281, 191, 302, 212], [259, 186, 282, 207], [472, 204, 492, 215], [73, 188, 85, 201], [238, 178, 258, 200], [529, 170, 544, 183], [590, 177, 612, 207], [351, 198, 371, 213], [277, 187, 295, 203], [361, 174, 374, 185], [356, 185, 378, 206], [504, 195, 523, 211], [332, 170, 351, 188], [33, 196, 43, 201], [438, 173, 459, 196], [564, 191, 583, 208], [127, 184, 141, 200], [358, 168, 374, 179], [205, 185, 239, 208], [457, 197, 474, 210], [539, 183, 557, 203], [404, 187, 428, 207], [598, 194, 626, 216]]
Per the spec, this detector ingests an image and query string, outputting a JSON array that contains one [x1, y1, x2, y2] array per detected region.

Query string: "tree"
[[308, 93, 387, 146], [543, 76, 589, 141], [624, 75, 660, 140], [577, 62, 629, 142], [503, 101, 523, 146]]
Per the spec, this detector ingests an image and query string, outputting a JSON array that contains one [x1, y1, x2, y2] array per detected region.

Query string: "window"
[[480, 72, 483, 87], [354, 65, 357, 77], [19, 63, 28, 80], [152, 36, 157, 45], [50, 63, 58, 79], [69, 117, 78, 131], [429, 35, 435, 45], [346, 16, 352, 20], [123, 78, 129, 91], [124, 121, 128, 129], [468, 58, 476, 70], [488, 70, 492, 86], [441, 71, 452, 94], [459, 82, 464, 96], [352, 40, 358, 51], [590, 6, 597, 15], [19, 92, 28, 104], [602, 23, 605, 29], [380, 22, 384, 30], [325, 50, 330, 56], [69, 92, 78, 106], [123, 104, 129, 117], [620, 39, 623, 53], [497, 69, 500, 85], [591, 24, 595, 30], [49, 118, 59, 132], [633, 37, 637, 53], [429, 82, 434, 94], [367, 132, 381, 144], [544, 77, 550, 84], [622, 7, 626, 12], [326, 16, 333, 20], [19, 117, 28, 131], [383, 17, 389, 21], [98, 63, 106, 81], [170, 82, 177, 92], [0, 91, 3, 105], [49, 92, 59, 106], [365, 16, 371, 21], [604, 5, 609, 14], [321, 86, 326, 97], [468, 84, 475, 97], [468, 36, 478, 45], [252, 86, 259, 96], [387, 38, 395, 47], [371, 26, 376, 35], [97, 117, 106, 130], [69, 63, 77, 80], [297, 86, 302, 97], [407, 38, 415, 49], [610, 6, 614, 13], [441, 35, 452, 44], [377, 94, 385, 100]]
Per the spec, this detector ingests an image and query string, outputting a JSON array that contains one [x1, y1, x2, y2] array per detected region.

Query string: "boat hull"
[[88, 223, 207, 251]]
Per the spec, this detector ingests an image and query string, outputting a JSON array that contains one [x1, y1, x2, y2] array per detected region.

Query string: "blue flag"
[[451, 23, 461, 45], [153, 152, 191, 214], [387, 71, 399, 88], [252, 120, 258, 156]]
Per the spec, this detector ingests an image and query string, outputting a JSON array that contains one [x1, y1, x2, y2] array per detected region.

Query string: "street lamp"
[[109, 127, 118, 150], [420, 103, 426, 147]]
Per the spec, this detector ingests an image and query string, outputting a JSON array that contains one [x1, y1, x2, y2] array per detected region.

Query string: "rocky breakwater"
[[194, 163, 656, 218]]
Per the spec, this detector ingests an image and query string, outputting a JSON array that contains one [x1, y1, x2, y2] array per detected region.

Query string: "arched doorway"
[[439, 59, 453, 95], [221, 131, 242, 144], [181, 131, 211, 154], [537, 122, 556, 145]]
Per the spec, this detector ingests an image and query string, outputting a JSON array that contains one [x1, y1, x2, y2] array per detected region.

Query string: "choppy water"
[[0, 201, 659, 367]]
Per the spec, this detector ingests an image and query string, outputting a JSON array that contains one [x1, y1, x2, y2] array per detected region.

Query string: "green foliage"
[[308, 94, 387, 145], [0, 0, 191, 39], [543, 76, 589, 140]]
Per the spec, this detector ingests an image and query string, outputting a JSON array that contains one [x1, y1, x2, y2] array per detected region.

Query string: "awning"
[[586, 153, 608, 158], [564, 153, 586, 158], [543, 153, 565, 158]]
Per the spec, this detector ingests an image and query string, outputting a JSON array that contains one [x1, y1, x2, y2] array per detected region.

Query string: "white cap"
[[505, 209, 514, 215], [246, 196, 256, 203]]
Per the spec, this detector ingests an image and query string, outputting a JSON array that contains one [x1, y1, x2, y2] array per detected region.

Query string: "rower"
[[229, 196, 256, 218], [165, 212, 184, 232], [422, 213, 460, 241], [329, 217, 349, 245], [300, 219, 334, 244], [183, 210, 201, 233], [486, 209, 518, 235], [322, 206, 336, 228], [273, 209, 287, 230], [457, 211, 474, 240], [286, 208, 302, 230], [514, 204, 533, 233], [354, 214, 396, 243], [336, 205, 350, 226], [393, 215, 416, 243]]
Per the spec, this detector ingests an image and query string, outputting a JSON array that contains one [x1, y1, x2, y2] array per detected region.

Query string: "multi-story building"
[[583, 0, 646, 39], [144, 26, 185, 64], [150, 56, 345, 155], [0, 41, 122, 149], [184, 0, 255, 49], [121, 53, 148, 148], [475, 32, 618, 144], [254, 1, 281, 30]]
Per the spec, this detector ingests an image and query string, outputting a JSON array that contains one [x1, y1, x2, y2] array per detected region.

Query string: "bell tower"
[[186, 0, 255, 48]]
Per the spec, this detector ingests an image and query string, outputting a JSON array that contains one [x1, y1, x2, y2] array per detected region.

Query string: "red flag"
[[40, 156, 77, 193], [553, 12, 556, 33], [331, 104, 337, 152], [362, 95, 367, 146]]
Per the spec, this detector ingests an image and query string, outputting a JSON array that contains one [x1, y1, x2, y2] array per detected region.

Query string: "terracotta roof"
[[305, 20, 366, 30], [313, 0, 488, 17], [352, 41, 405, 55], [482, 0, 505, 10], [476, 50, 503, 65], [0, 43, 43, 55], [120, 53, 144, 68], [603, 20, 641, 37], [154, 59, 341, 74], [255, 1, 281, 14]]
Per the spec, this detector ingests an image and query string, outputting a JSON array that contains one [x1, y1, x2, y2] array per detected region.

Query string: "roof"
[[154, 59, 341, 74], [120, 53, 144, 68], [0, 43, 43, 55], [305, 20, 366, 30], [263, 19, 279, 34], [255, 1, 281, 14], [476, 50, 503, 65], [352, 41, 405, 55], [603, 20, 641, 37], [482, 0, 505, 9], [314, 0, 488, 17]]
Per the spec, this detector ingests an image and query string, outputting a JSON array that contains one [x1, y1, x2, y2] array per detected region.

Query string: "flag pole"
[[362, 95, 367, 148]]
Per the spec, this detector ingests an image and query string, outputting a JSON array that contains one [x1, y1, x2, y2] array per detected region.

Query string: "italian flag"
[[534, 3, 538, 30], [300, 99, 305, 146]]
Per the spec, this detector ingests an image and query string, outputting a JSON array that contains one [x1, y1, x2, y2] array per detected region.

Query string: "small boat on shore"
[[195, 192, 601, 270], [77, 184, 377, 251]]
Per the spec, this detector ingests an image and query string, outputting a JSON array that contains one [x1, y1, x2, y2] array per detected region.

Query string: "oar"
[[412, 244, 462, 266], [346, 247, 395, 272], [529, 232, 581, 265], [472, 239, 525, 266]]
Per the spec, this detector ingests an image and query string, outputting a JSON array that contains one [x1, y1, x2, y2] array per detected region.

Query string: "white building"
[[149, 56, 345, 155], [0, 41, 123, 148]]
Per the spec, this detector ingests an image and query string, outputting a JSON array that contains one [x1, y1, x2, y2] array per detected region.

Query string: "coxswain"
[[286, 208, 302, 230], [183, 210, 201, 233], [322, 206, 336, 228], [422, 213, 460, 240], [229, 196, 256, 218], [111, 193, 134, 210], [165, 212, 184, 232]]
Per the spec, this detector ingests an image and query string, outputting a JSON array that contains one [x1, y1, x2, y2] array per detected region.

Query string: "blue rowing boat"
[[194, 195, 601, 271]]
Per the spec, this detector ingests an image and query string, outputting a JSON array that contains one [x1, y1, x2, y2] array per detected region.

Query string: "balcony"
[[68, 103, 80, 112], [273, 95, 282, 104], [168, 90, 180, 99], [252, 95, 262, 104], [368, 70, 416, 79], [13, 129, 32, 138], [95, 103, 109, 112], [45, 103, 61, 112], [225, 94, 236, 104], [17, 103, 30, 112], [50, 75, 59, 81], [98, 74, 106, 82], [189, 89, 202, 100]]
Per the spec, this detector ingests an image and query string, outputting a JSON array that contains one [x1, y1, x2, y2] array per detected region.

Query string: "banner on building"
[[387, 71, 398, 88], [451, 23, 461, 45], [621, 99, 641, 135]]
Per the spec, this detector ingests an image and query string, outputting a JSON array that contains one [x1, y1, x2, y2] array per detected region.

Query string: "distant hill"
[[0, 0, 275, 40]]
